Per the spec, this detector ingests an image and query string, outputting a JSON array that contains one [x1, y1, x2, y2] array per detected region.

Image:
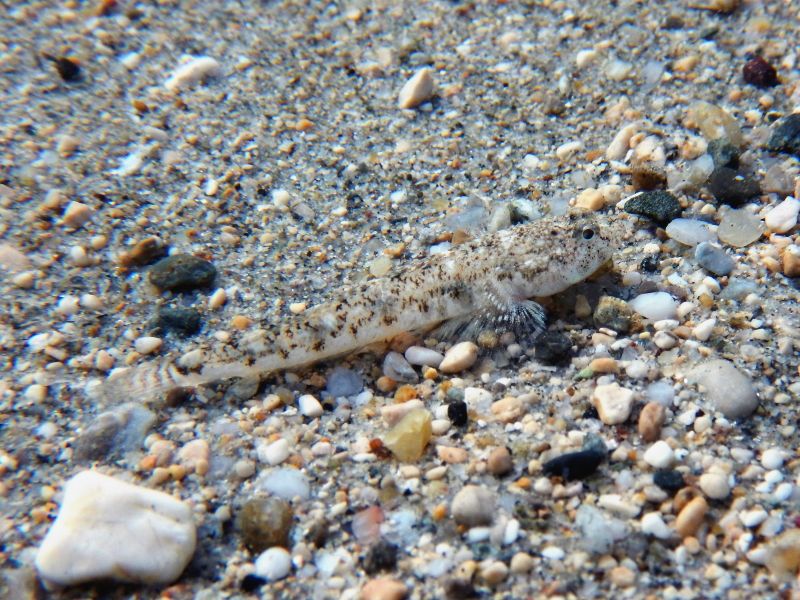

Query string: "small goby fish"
[[93, 213, 626, 403]]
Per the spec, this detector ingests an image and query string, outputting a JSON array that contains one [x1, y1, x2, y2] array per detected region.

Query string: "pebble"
[[451, 485, 495, 527], [164, 56, 221, 91], [62, 201, 93, 228], [254, 547, 292, 582], [623, 191, 681, 225], [643, 441, 674, 469], [156, 307, 203, 336], [447, 401, 468, 427], [177, 439, 210, 474], [653, 469, 684, 493], [609, 566, 636, 587], [707, 138, 740, 169], [645, 381, 674, 407], [437, 445, 468, 464], [208, 288, 227, 309], [542, 449, 604, 481], [532, 331, 573, 365], [764, 197, 799, 233], [694, 242, 734, 276], [326, 367, 364, 397], [628, 292, 678, 321], [767, 113, 800, 156], [691, 317, 716, 342], [689, 359, 758, 419], [592, 383, 634, 425], [717, 208, 763, 247], [765, 529, 800, 582], [237, 496, 293, 552], [784, 245, 800, 277], [73, 404, 156, 462], [740, 507, 768, 528], [148, 254, 217, 292], [760, 448, 785, 470], [35, 471, 196, 587], [742, 55, 778, 87], [606, 122, 638, 161], [361, 577, 408, 600], [363, 540, 398, 574], [298, 394, 324, 417], [258, 439, 290, 466], [638, 402, 666, 442], [487, 447, 513, 477], [699, 472, 730, 499], [674, 496, 708, 538], [541, 546, 566, 560], [383, 409, 432, 462], [398, 68, 434, 109], [593, 296, 632, 332], [352, 507, 384, 545], [404, 346, 444, 368], [439, 342, 478, 373], [641, 512, 673, 540], [479, 560, 508, 585], [258, 468, 310, 500], [665, 219, 718, 246], [382, 352, 418, 384], [708, 167, 761, 206], [134, 336, 162, 355]]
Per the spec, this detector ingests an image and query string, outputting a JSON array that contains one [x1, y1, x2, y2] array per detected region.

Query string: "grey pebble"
[[624, 190, 681, 225], [695, 242, 734, 276], [326, 367, 364, 397], [155, 306, 203, 336], [148, 254, 217, 292], [383, 351, 419, 383], [720, 277, 759, 300], [767, 113, 800, 156], [707, 138, 740, 169], [665, 218, 717, 246], [73, 403, 156, 462], [689, 359, 759, 419], [707, 167, 761, 206]]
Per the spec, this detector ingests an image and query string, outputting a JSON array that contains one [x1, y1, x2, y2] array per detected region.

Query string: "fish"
[[90, 212, 628, 404]]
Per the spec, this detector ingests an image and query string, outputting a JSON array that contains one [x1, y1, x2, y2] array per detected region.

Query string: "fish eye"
[[582, 227, 595, 240]]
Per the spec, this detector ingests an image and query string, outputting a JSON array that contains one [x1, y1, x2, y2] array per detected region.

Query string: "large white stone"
[[36, 470, 196, 588]]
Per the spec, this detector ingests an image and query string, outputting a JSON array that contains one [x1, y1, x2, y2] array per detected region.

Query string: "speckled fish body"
[[95, 213, 625, 403]]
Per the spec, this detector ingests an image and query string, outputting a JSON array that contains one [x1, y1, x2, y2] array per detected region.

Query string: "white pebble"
[[592, 382, 634, 425], [404, 346, 444, 368], [641, 512, 672, 540], [258, 439, 290, 466], [764, 197, 799, 234], [692, 317, 716, 341], [298, 394, 323, 417], [628, 292, 678, 321], [606, 122, 638, 161], [398, 68, 434, 109], [164, 56, 221, 91], [134, 336, 162, 355], [555, 140, 583, 161], [24, 384, 48, 403], [665, 218, 718, 246], [439, 342, 478, 373], [772, 482, 793, 502], [62, 201, 93, 228], [541, 546, 565, 560], [739, 507, 768, 528], [575, 48, 599, 69], [208, 288, 227, 309], [56, 295, 80, 316], [761, 448, 785, 470], [643, 440, 674, 468], [699, 472, 730, 499], [79, 294, 103, 311], [254, 547, 292, 581]]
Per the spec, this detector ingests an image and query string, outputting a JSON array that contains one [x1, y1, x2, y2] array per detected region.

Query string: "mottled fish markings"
[[95, 213, 626, 403]]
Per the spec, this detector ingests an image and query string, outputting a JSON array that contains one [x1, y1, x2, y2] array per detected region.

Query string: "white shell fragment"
[[165, 56, 222, 91], [398, 68, 434, 109]]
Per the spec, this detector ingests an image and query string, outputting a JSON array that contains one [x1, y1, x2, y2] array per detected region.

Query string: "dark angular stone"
[[742, 55, 778, 88], [767, 114, 800, 157], [707, 138, 740, 169], [148, 254, 217, 292], [653, 469, 685, 493], [542, 449, 604, 481], [707, 167, 761, 206], [240, 574, 266, 592], [53, 56, 81, 82], [624, 191, 681, 225], [362, 540, 399, 574], [640, 255, 660, 273], [532, 331, 572, 365], [447, 401, 468, 427], [155, 307, 203, 336]]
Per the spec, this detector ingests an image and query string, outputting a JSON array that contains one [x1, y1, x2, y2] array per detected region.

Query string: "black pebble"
[[640, 255, 660, 273], [156, 307, 203, 336], [707, 167, 761, 206], [362, 540, 399, 574], [532, 331, 572, 365], [444, 579, 479, 599], [624, 191, 681, 226], [707, 138, 740, 169], [767, 113, 800, 157], [542, 449, 604, 481], [53, 56, 81, 82], [447, 401, 468, 427], [240, 574, 266, 592], [653, 469, 685, 493], [742, 55, 778, 88], [148, 254, 217, 292]]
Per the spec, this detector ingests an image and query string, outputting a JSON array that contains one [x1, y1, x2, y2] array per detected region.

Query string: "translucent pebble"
[[717, 209, 764, 247], [628, 292, 678, 320], [665, 219, 718, 246], [383, 409, 432, 462], [383, 351, 418, 383], [258, 468, 311, 500]]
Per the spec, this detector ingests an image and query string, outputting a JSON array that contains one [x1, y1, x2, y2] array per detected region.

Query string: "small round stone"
[[764, 197, 799, 234], [361, 577, 408, 600], [643, 440, 674, 469], [451, 485, 495, 527], [149, 254, 216, 292], [532, 331, 573, 365], [694, 242, 734, 276], [592, 383, 634, 425], [487, 447, 513, 477], [155, 307, 203, 336], [382, 352, 418, 383], [641, 512, 673, 539], [326, 367, 364, 397], [298, 394, 324, 417], [717, 208, 764, 247], [404, 346, 444, 368], [628, 292, 678, 321], [761, 448, 785, 470], [699, 472, 730, 499], [439, 342, 478, 374], [593, 296, 633, 333], [665, 219, 718, 246], [638, 402, 666, 443], [708, 167, 761, 206], [237, 496, 293, 553], [254, 547, 291, 582], [689, 359, 758, 419], [675, 496, 708, 538], [742, 55, 778, 88], [447, 401, 468, 427], [258, 438, 290, 466], [134, 336, 162, 355], [767, 113, 800, 156], [609, 565, 636, 587]]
